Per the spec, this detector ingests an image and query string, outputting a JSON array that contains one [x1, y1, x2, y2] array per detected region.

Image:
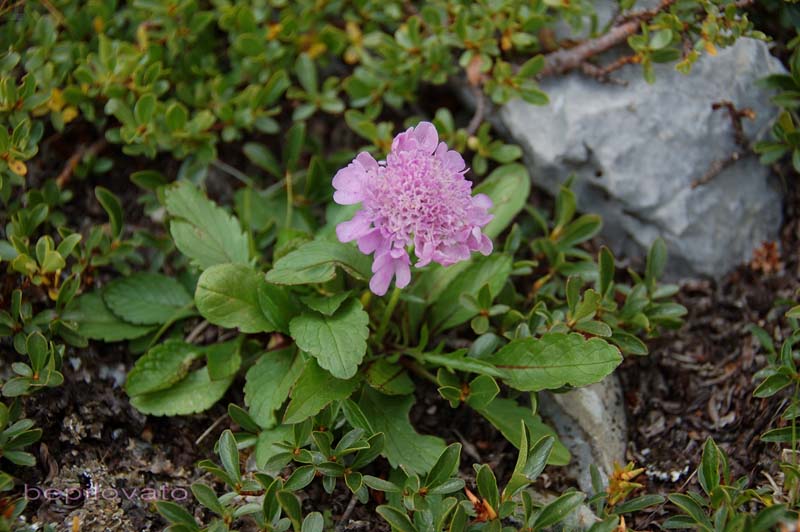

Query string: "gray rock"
[[539, 375, 627, 493], [497, 38, 784, 278]]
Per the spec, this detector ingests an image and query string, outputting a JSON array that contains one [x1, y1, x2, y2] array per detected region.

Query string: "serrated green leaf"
[[489, 333, 622, 391], [165, 182, 250, 270], [359, 389, 445, 475], [63, 293, 154, 342], [104, 272, 193, 325], [283, 359, 360, 424], [195, 264, 281, 333], [300, 291, 351, 316], [289, 298, 369, 379], [244, 348, 303, 428], [266, 239, 371, 285], [126, 340, 200, 396], [130, 367, 233, 416]]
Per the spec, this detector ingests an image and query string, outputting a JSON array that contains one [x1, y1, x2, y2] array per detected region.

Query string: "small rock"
[[539, 374, 627, 493], [497, 38, 785, 278]]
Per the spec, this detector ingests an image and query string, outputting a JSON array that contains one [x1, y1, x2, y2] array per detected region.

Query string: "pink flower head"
[[333, 122, 494, 296]]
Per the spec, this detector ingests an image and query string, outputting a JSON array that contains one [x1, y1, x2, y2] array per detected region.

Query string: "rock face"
[[498, 38, 784, 278], [538, 375, 627, 493]]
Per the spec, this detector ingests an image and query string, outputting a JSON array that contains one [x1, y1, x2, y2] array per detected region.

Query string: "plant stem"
[[375, 286, 401, 345], [399, 357, 438, 385], [285, 171, 293, 228]]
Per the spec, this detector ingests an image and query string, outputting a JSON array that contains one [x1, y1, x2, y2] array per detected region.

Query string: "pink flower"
[[333, 122, 494, 296]]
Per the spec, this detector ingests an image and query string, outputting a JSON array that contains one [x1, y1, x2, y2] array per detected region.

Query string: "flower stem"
[[375, 285, 401, 345]]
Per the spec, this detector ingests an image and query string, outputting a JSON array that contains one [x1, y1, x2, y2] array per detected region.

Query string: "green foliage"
[[756, 33, 800, 172], [160, 425, 587, 531], [0, 0, 721, 525], [661, 438, 793, 531]]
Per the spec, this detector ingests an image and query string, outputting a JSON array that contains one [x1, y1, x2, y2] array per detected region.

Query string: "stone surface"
[[497, 38, 785, 278], [539, 374, 627, 493]]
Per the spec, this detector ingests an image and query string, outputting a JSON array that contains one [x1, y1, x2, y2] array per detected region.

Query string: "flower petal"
[[369, 265, 394, 296], [394, 257, 411, 288], [336, 212, 372, 243], [332, 152, 378, 205], [412, 122, 439, 153], [472, 193, 493, 211], [357, 228, 384, 254]]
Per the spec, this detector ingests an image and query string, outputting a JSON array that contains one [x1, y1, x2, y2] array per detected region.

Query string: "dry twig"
[[539, 0, 676, 77], [56, 138, 107, 188], [692, 100, 755, 189]]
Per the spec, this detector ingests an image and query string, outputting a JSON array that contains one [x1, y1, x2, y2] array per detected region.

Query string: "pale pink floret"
[[333, 122, 494, 296]]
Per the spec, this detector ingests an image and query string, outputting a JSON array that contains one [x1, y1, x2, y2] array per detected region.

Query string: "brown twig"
[[540, 0, 675, 78], [195, 413, 228, 445], [692, 101, 755, 188], [56, 138, 107, 188], [337, 493, 359, 530], [579, 54, 640, 84], [466, 85, 486, 136]]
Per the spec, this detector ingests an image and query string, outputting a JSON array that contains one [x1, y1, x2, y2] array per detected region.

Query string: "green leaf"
[[165, 182, 250, 270], [697, 438, 720, 496], [476, 464, 499, 511], [751, 504, 790, 532], [156, 501, 199, 528], [134, 93, 157, 124], [473, 163, 531, 239], [295, 53, 318, 94], [488, 333, 622, 391], [609, 331, 648, 355], [645, 238, 667, 291], [218, 430, 241, 483], [761, 426, 799, 443], [277, 490, 303, 531], [668, 493, 713, 531], [244, 348, 303, 428], [613, 494, 665, 514], [191, 483, 225, 516], [289, 298, 369, 379], [366, 359, 415, 395], [255, 425, 292, 468], [243, 143, 281, 178], [429, 254, 512, 332], [125, 340, 200, 396], [64, 293, 154, 342], [533, 492, 585, 529], [104, 272, 193, 325], [195, 264, 283, 333], [130, 367, 233, 416], [556, 215, 602, 249], [425, 443, 462, 489], [94, 186, 123, 239], [302, 512, 324, 532], [475, 397, 569, 465], [205, 340, 241, 381], [280, 121, 305, 168], [165, 103, 188, 131], [376, 505, 418, 532], [300, 291, 351, 316], [266, 240, 371, 285], [598, 247, 615, 296], [358, 388, 445, 475], [754, 373, 792, 398], [283, 359, 360, 424]]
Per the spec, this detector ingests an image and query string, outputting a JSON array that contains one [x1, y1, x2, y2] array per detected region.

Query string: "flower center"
[[365, 150, 472, 247]]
